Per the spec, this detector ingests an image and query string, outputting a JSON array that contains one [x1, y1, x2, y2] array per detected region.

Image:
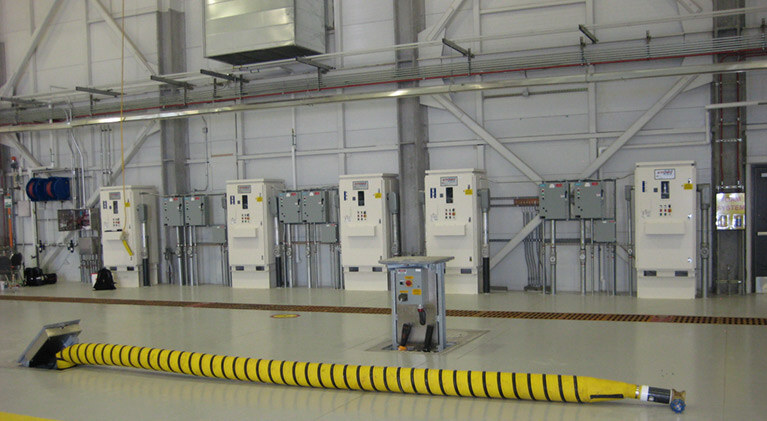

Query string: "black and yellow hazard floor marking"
[[2, 295, 765, 326], [55, 342, 683, 412], [0, 412, 60, 421]]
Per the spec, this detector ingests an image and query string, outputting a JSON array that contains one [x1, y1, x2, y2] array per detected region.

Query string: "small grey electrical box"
[[318, 223, 338, 243], [394, 267, 428, 306], [538, 182, 569, 219], [593, 219, 616, 243], [210, 225, 227, 244], [184, 195, 209, 226], [278, 192, 302, 224], [301, 190, 329, 223], [572, 181, 604, 219], [78, 237, 100, 254], [162, 197, 184, 226]]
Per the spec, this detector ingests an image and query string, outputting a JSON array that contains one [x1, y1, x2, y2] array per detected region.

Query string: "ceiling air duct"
[[204, 0, 326, 65]]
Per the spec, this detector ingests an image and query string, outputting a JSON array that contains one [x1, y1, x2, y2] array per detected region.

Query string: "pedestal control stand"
[[380, 256, 453, 352]]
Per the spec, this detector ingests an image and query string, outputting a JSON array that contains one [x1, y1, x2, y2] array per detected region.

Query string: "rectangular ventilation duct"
[[204, 0, 326, 65]]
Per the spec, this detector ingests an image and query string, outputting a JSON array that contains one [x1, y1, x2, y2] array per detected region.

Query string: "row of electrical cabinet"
[[538, 180, 608, 220], [223, 170, 488, 294], [161, 196, 211, 226], [277, 189, 336, 224]]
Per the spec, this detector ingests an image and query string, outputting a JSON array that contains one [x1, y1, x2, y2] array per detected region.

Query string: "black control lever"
[[398, 323, 412, 351], [422, 325, 435, 352], [417, 305, 426, 325]]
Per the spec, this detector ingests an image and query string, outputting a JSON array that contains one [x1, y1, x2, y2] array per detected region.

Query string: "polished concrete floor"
[[1, 282, 766, 420]]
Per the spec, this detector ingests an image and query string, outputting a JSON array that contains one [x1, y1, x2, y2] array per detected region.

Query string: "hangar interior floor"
[[1, 282, 766, 421]]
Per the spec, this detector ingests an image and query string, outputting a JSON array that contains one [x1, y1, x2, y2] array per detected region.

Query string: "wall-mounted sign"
[[716, 193, 745, 230]]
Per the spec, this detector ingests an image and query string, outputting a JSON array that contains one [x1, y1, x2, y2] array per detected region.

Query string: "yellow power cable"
[[119, 0, 128, 229], [55, 343, 685, 412]]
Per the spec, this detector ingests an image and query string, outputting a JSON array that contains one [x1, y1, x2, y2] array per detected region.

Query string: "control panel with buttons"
[[424, 169, 488, 294], [226, 179, 285, 288], [634, 161, 697, 299], [396, 267, 426, 306], [339, 174, 399, 291], [99, 185, 159, 287]]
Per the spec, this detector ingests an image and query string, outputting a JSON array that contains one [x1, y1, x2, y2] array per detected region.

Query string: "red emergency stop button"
[[405, 280, 412, 286]]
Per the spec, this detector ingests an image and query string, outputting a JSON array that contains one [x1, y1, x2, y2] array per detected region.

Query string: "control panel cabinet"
[[424, 169, 488, 294], [634, 161, 696, 299], [99, 186, 159, 287], [301, 190, 329, 223], [226, 179, 285, 288], [572, 181, 604, 219], [538, 182, 569, 219], [184, 195, 209, 226], [161, 197, 184, 227], [339, 174, 398, 291], [278, 191, 302, 223]]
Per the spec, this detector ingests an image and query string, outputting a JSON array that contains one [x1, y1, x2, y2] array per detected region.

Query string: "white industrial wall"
[[2, 0, 767, 291]]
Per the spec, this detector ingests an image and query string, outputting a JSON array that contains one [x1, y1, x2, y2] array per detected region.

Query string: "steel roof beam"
[[433, 94, 543, 183], [578, 75, 697, 179], [89, 0, 157, 76], [0, 0, 64, 97]]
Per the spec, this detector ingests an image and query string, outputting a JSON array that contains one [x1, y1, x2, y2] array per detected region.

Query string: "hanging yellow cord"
[[119, 0, 128, 229]]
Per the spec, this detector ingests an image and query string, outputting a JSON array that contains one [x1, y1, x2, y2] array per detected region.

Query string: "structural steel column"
[[157, 8, 188, 196], [158, 7, 188, 285], [395, 0, 429, 256]]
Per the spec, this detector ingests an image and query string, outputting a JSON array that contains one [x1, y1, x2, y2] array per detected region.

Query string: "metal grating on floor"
[[1, 295, 765, 326]]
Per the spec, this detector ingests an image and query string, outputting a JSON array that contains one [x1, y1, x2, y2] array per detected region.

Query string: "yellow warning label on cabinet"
[[683, 183, 694, 190], [405, 276, 413, 280], [464, 189, 473, 195], [412, 289, 422, 295], [256, 196, 263, 202], [374, 192, 382, 198]]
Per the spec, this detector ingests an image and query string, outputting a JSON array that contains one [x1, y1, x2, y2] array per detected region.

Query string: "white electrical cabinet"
[[424, 169, 488, 294], [634, 161, 697, 299], [226, 179, 285, 289], [99, 186, 159, 287], [339, 173, 398, 291]]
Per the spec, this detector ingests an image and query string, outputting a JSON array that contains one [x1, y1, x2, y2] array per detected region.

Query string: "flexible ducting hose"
[[55, 343, 685, 412]]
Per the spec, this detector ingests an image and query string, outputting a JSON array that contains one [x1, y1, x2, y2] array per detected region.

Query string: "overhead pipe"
[[49, 342, 685, 413], [3, 60, 767, 134]]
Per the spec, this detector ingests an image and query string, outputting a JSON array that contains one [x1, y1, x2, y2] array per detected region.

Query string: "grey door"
[[751, 165, 767, 292]]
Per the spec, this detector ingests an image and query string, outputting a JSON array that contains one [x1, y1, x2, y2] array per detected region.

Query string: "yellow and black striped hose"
[[55, 343, 685, 412]]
